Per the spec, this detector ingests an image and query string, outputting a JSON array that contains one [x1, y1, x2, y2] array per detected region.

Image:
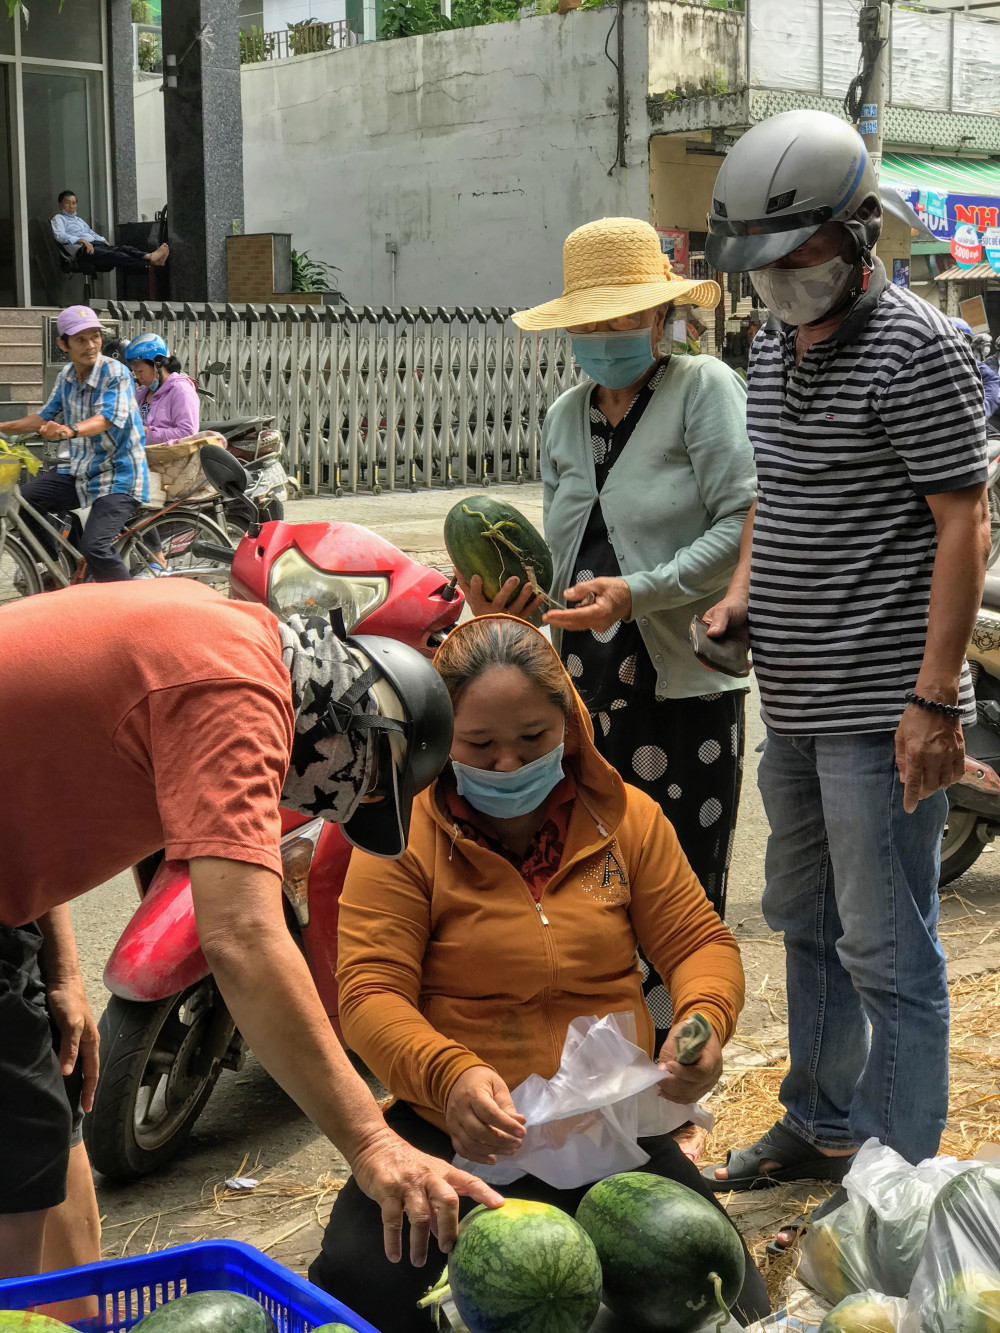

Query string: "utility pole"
[[855, 0, 892, 180]]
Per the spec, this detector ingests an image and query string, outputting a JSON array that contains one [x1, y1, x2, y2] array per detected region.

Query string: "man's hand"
[[895, 704, 965, 815], [656, 1024, 723, 1104], [701, 593, 749, 641], [445, 1066, 526, 1165], [46, 972, 100, 1113], [455, 572, 544, 621], [543, 577, 630, 633], [38, 421, 74, 441], [80, 239, 94, 255], [350, 1126, 504, 1265]]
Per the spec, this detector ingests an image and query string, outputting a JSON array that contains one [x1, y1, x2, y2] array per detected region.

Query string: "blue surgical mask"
[[570, 327, 656, 390], [452, 742, 565, 819]]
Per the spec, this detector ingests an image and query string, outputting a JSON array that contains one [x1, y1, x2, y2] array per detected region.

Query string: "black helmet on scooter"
[[705, 110, 882, 272], [341, 635, 454, 858]]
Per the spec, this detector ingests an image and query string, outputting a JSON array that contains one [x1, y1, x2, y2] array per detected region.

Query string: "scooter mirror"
[[202, 360, 228, 377]]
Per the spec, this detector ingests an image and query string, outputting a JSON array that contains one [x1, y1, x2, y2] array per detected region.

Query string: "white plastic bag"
[[452, 1012, 711, 1190], [846, 1142, 973, 1297], [799, 1141, 975, 1304], [902, 1164, 1000, 1333]]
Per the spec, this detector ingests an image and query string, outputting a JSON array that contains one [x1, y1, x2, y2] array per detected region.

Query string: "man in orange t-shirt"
[[0, 580, 500, 1280]]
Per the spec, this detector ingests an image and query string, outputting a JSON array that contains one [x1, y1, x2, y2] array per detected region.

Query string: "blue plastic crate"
[[0, 1239, 380, 1333]]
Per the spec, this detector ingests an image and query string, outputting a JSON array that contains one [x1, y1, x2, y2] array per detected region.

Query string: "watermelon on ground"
[[576, 1172, 745, 1333], [921, 1272, 1000, 1333], [819, 1293, 900, 1333], [422, 1198, 602, 1333], [131, 1291, 278, 1333], [444, 495, 553, 623]]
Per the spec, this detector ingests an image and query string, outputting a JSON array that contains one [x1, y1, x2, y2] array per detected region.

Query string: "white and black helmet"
[[705, 110, 882, 273]]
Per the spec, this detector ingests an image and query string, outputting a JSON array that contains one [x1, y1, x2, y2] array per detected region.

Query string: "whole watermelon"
[[447, 1199, 602, 1333], [576, 1173, 745, 1333], [132, 1291, 277, 1333], [922, 1272, 1000, 1333], [0, 1315, 75, 1332], [444, 495, 553, 623], [819, 1294, 899, 1333]]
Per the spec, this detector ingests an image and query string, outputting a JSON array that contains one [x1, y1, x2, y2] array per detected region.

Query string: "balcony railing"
[[239, 20, 361, 64]]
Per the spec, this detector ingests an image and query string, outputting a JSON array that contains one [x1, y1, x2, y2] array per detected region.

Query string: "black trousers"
[[309, 1101, 769, 1333], [75, 243, 149, 274], [19, 469, 137, 581]]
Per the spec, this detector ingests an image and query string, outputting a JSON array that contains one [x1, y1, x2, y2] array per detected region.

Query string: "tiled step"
[[0, 401, 36, 420], [0, 343, 42, 365]]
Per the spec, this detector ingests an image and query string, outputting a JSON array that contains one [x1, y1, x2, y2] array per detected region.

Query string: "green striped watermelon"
[[420, 1199, 602, 1333], [576, 1173, 745, 1332], [444, 495, 553, 623], [132, 1292, 277, 1333]]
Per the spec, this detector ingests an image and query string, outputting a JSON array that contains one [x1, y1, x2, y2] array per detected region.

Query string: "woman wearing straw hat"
[[459, 217, 756, 1050]]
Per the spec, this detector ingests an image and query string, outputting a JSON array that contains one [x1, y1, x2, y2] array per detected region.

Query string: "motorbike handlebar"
[[191, 540, 236, 565]]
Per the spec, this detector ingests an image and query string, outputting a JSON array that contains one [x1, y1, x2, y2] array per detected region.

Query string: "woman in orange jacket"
[[309, 615, 767, 1332]]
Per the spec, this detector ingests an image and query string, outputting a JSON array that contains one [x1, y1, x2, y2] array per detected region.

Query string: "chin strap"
[[320, 663, 407, 739]]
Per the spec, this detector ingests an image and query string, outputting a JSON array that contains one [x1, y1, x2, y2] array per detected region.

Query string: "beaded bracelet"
[[904, 691, 962, 719]]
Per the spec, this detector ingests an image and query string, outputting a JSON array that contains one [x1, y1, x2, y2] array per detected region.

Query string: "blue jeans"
[[757, 729, 949, 1164]]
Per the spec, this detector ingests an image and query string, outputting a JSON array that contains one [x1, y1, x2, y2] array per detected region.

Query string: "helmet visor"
[[705, 210, 829, 273]]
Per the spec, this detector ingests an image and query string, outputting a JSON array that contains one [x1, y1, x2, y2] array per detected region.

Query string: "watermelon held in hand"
[[131, 1291, 278, 1333], [576, 1172, 745, 1333], [922, 1272, 1000, 1333], [419, 1199, 602, 1333], [444, 496, 553, 622]]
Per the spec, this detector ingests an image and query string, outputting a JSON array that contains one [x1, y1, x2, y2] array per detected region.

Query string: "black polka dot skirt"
[[585, 686, 748, 1049]]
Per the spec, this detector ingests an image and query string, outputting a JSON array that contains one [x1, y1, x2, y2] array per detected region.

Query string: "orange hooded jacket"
[[336, 619, 745, 1133]]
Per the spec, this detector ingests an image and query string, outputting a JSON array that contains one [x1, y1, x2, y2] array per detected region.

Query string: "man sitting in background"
[[50, 190, 169, 276]]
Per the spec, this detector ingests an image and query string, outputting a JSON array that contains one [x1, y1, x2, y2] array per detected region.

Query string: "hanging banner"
[[892, 258, 910, 288], [983, 226, 1000, 275], [892, 186, 1000, 244], [656, 228, 689, 277]]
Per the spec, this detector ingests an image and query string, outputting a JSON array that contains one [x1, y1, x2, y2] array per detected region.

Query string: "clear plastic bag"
[[452, 1012, 711, 1190], [818, 1291, 907, 1333], [800, 1141, 976, 1304], [902, 1164, 1000, 1333], [847, 1142, 973, 1297]]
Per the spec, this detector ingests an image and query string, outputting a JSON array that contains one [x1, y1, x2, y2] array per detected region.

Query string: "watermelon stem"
[[709, 1271, 729, 1331], [417, 1265, 451, 1329]]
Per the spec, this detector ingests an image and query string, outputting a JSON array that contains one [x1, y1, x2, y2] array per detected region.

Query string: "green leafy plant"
[[290, 249, 341, 293], [239, 24, 273, 62], [131, 0, 154, 20], [137, 29, 161, 70], [380, 0, 522, 38], [287, 18, 332, 54]]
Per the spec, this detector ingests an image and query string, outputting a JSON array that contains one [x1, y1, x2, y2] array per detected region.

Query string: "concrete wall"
[[648, 0, 744, 101], [648, 134, 720, 235], [134, 3, 650, 307], [262, 0, 347, 32]]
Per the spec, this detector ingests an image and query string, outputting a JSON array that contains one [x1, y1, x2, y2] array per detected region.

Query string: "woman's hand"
[[543, 577, 631, 633], [700, 594, 749, 641], [445, 1066, 526, 1165], [656, 1023, 723, 1104], [454, 572, 544, 621]]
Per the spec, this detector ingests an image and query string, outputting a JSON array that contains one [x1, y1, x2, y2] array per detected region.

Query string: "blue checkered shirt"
[[39, 355, 149, 505]]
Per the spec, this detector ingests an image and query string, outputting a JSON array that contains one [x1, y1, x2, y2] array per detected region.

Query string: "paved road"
[[72, 483, 1000, 1269]]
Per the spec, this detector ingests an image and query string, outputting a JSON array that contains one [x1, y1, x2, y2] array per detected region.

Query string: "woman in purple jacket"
[[124, 334, 201, 443]]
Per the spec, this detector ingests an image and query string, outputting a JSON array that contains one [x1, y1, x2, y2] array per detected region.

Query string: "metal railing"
[[102, 302, 583, 496], [239, 20, 361, 64]]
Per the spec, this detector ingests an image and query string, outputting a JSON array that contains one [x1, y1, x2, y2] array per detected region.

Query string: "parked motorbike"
[[940, 572, 1000, 886], [83, 452, 463, 1179], [987, 436, 1000, 569]]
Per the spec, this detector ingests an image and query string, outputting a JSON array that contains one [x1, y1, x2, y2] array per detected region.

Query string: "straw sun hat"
[[512, 217, 721, 332]]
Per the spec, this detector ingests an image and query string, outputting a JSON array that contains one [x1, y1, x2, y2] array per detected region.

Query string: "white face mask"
[[749, 254, 855, 328]]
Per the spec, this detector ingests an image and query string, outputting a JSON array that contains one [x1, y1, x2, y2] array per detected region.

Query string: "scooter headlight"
[[268, 548, 389, 629]]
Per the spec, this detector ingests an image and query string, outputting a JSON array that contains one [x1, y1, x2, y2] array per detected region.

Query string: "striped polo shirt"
[[746, 261, 986, 735], [39, 354, 148, 506]]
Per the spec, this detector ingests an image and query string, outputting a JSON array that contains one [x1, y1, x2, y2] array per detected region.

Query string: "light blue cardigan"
[[541, 355, 756, 701]]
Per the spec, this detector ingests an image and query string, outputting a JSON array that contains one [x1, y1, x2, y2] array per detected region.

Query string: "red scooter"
[[83, 467, 463, 1181]]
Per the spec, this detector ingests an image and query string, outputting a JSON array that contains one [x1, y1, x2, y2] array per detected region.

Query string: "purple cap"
[[57, 305, 102, 337]]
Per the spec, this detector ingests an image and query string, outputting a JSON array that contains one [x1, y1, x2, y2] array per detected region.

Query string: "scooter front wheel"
[[84, 980, 237, 1181], [939, 806, 989, 887]]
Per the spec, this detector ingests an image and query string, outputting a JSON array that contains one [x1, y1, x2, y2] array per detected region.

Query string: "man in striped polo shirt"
[[699, 111, 990, 1221], [3, 305, 148, 581]]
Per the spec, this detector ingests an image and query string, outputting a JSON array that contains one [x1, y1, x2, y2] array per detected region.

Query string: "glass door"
[[0, 66, 15, 306], [22, 65, 107, 306]]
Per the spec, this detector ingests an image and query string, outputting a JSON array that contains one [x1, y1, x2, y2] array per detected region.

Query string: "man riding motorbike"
[[952, 317, 1000, 420], [1, 305, 149, 582], [0, 579, 502, 1280]]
